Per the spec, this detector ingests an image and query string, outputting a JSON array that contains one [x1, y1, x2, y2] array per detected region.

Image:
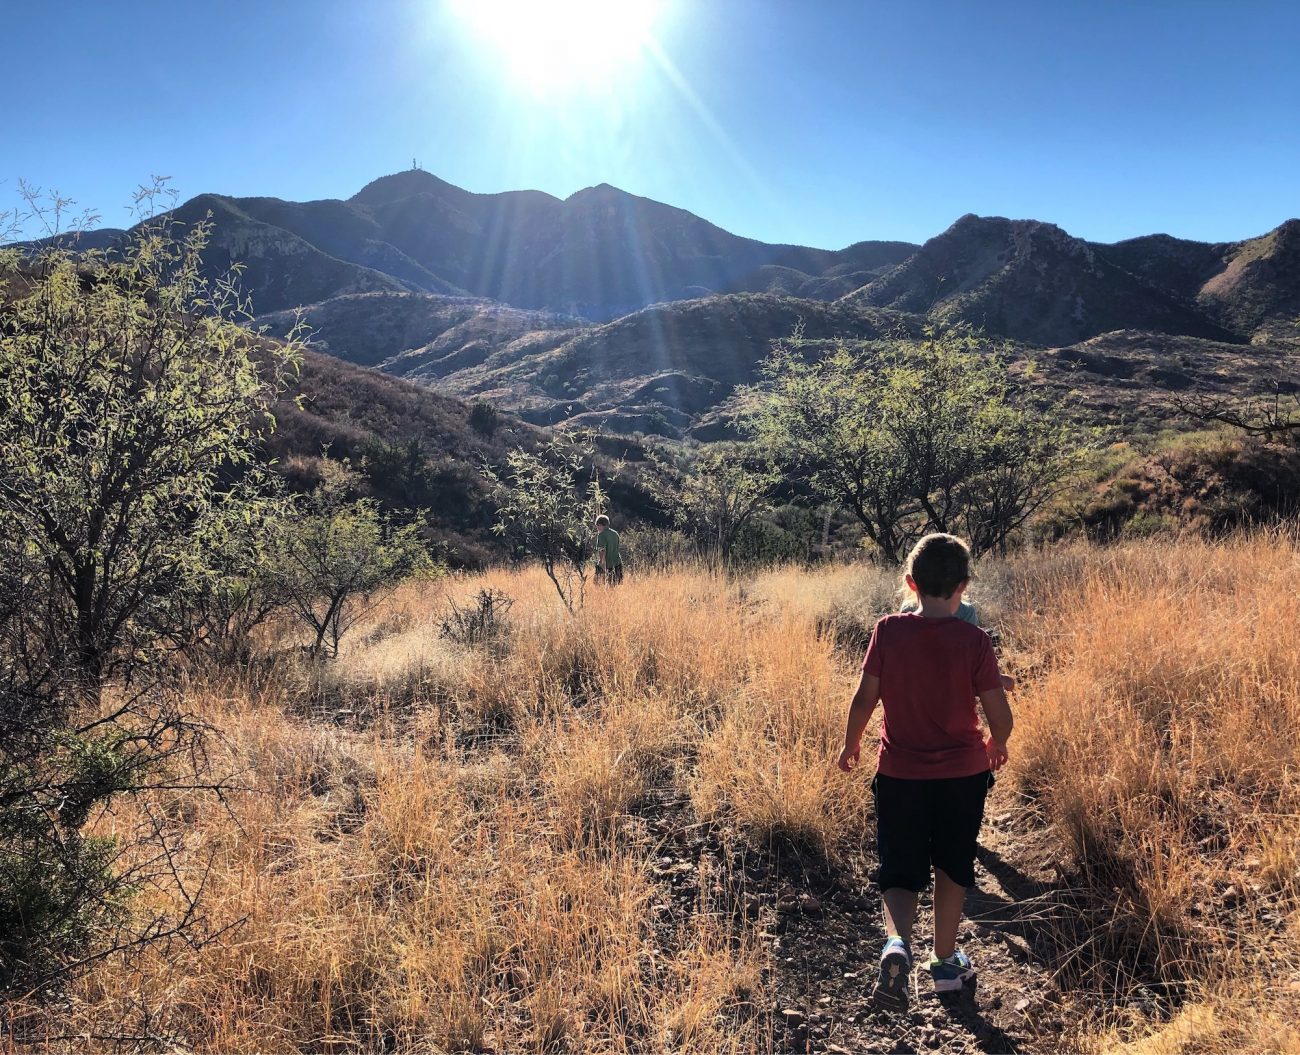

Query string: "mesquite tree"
[[271, 463, 433, 658], [484, 435, 606, 613], [0, 183, 301, 996], [744, 328, 1084, 561]]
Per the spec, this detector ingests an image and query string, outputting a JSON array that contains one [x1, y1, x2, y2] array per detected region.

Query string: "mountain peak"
[[566, 183, 626, 202], [349, 169, 463, 206]]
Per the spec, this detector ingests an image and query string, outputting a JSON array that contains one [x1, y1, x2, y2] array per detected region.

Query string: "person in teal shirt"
[[901, 597, 979, 625], [900, 592, 1014, 690], [594, 514, 623, 585]]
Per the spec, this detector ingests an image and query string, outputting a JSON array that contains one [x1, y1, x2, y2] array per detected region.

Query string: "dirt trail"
[[650, 778, 1079, 1054], [765, 777, 1074, 1054]]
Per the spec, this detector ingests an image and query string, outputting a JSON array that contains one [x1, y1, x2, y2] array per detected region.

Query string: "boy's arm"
[[977, 686, 1014, 770], [837, 670, 880, 772]]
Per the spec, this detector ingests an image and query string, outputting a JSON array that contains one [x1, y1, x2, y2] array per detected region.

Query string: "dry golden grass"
[[1003, 533, 1300, 1052], [23, 567, 863, 1052], [18, 537, 1300, 1053]]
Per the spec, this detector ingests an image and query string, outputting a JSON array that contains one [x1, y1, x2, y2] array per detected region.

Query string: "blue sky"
[[4, 0, 1298, 249]]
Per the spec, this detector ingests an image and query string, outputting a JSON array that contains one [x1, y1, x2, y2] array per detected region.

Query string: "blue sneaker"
[[872, 936, 911, 1011], [929, 950, 976, 992]]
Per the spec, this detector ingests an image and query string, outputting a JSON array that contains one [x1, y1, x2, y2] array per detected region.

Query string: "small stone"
[[801, 894, 825, 916], [1014, 997, 1031, 1013], [843, 971, 859, 980], [781, 1008, 806, 1027], [817, 995, 832, 1006]]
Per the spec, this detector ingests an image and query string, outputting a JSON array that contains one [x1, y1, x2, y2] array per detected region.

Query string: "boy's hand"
[[985, 737, 1009, 771], [837, 743, 861, 772], [1000, 674, 1016, 692]]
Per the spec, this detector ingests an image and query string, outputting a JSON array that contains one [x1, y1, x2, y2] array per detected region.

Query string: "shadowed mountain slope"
[[420, 294, 926, 436], [12, 174, 1300, 441], [1098, 220, 1300, 334], [845, 214, 1242, 346], [38, 171, 916, 321], [343, 171, 918, 320]]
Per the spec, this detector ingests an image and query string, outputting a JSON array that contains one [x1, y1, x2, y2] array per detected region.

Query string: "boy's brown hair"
[[905, 533, 973, 599], [595, 514, 610, 527]]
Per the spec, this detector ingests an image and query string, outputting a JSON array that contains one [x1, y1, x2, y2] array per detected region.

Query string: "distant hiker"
[[594, 514, 623, 585], [837, 533, 1014, 1011]]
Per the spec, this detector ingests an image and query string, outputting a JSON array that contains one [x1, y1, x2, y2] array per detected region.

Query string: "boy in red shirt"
[[837, 533, 1013, 1011]]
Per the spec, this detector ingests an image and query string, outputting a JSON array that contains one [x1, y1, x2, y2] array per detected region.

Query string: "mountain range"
[[31, 171, 1300, 437]]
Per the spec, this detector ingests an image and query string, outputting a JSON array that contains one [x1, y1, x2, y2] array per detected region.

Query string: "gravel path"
[[648, 777, 1081, 1054]]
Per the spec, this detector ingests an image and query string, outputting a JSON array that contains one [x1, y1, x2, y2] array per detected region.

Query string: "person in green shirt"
[[594, 514, 623, 585]]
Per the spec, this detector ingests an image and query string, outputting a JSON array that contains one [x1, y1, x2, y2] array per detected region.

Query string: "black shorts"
[[872, 770, 993, 891]]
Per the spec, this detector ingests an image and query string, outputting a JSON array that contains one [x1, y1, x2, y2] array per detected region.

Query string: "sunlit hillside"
[[10, 537, 1299, 1053]]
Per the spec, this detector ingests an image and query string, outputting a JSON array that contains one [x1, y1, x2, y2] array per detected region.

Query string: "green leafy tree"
[[0, 181, 302, 996], [666, 443, 780, 567], [179, 490, 298, 665], [744, 328, 1083, 561], [271, 463, 434, 658], [484, 435, 606, 613], [742, 341, 917, 562], [0, 187, 301, 690]]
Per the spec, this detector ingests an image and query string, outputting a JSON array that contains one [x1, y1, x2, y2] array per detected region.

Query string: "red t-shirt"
[[862, 613, 1002, 779]]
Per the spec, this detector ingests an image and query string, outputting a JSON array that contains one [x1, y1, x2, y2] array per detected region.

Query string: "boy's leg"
[[882, 888, 918, 945], [932, 869, 965, 959], [872, 774, 929, 1010], [927, 771, 993, 984], [873, 774, 930, 924]]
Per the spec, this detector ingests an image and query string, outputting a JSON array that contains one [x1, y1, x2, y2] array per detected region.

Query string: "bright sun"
[[451, 0, 664, 94]]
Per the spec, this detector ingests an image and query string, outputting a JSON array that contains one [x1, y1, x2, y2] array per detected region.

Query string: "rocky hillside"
[[118, 170, 915, 322], [256, 291, 584, 371], [845, 214, 1241, 346], [16, 172, 1299, 440], [426, 294, 922, 437], [265, 346, 666, 567]]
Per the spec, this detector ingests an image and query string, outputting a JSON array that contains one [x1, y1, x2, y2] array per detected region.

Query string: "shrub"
[[270, 463, 436, 658], [439, 587, 514, 649], [468, 400, 500, 436], [743, 326, 1086, 560], [484, 434, 606, 613]]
